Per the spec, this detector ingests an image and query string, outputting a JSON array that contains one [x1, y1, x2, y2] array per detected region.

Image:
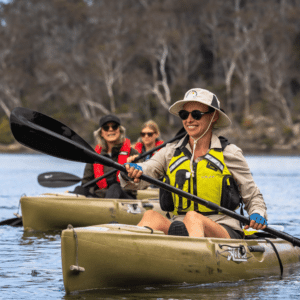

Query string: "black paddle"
[[9, 107, 300, 247], [37, 127, 187, 188], [0, 216, 23, 227]]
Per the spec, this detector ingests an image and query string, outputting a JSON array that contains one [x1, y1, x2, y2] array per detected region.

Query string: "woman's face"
[[100, 122, 120, 143], [140, 126, 158, 147], [181, 102, 218, 139]]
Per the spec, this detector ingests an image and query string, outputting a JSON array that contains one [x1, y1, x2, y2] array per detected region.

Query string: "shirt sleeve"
[[224, 144, 268, 219]]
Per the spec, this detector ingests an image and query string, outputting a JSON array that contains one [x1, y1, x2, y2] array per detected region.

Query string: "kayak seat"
[[168, 221, 189, 236]]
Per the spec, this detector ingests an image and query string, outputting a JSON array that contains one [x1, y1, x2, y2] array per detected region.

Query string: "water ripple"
[[1, 154, 300, 299]]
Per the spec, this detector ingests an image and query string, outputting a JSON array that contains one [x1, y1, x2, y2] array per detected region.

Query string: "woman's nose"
[[186, 113, 194, 122]]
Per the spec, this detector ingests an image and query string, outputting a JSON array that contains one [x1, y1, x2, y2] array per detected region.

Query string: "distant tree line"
[[0, 0, 300, 144]]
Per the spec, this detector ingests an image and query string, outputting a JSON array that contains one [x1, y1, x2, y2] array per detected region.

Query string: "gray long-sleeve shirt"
[[120, 133, 267, 232]]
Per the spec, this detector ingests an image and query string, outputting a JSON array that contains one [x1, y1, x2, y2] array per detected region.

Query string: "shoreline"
[[1, 143, 299, 156]]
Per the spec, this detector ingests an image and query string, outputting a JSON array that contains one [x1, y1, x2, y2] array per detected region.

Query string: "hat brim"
[[169, 99, 231, 129]]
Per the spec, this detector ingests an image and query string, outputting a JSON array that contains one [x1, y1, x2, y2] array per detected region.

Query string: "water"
[[0, 153, 300, 300]]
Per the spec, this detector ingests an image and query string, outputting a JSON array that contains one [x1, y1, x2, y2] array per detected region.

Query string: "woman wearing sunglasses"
[[134, 120, 164, 161], [75, 114, 139, 199], [121, 88, 267, 239]]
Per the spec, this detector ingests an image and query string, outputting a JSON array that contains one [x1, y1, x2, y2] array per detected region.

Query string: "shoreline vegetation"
[[2, 113, 300, 156], [0, 1, 300, 157]]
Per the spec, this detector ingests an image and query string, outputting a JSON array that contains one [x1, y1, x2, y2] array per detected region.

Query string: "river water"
[[0, 153, 300, 300]]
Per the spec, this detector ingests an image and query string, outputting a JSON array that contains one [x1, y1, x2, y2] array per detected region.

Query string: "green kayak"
[[20, 188, 162, 231], [61, 223, 300, 294]]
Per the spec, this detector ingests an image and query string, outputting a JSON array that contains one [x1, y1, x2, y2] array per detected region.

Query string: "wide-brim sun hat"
[[169, 88, 231, 129]]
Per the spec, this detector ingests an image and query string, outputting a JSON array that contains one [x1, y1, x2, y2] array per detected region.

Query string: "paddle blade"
[[0, 217, 23, 227], [38, 172, 82, 188], [10, 107, 96, 164]]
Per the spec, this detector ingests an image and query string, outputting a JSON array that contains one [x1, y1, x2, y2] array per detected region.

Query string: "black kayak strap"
[[143, 226, 154, 234], [265, 238, 283, 279]]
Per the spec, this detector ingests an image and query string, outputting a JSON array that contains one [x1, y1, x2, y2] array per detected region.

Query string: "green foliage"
[[51, 105, 81, 125], [126, 120, 144, 144], [1, 0, 300, 153], [282, 126, 293, 140], [261, 99, 273, 116], [0, 116, 15, 144], [291, 94, 300, 122], [261, 136, 275, 151]]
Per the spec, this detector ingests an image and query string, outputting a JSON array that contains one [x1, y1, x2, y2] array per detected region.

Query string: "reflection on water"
[[60, 273, 300, 300], [1, 154, 300, 299]]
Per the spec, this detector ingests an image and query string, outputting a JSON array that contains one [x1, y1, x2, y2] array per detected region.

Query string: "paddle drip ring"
[[67, 224, 85, 273]]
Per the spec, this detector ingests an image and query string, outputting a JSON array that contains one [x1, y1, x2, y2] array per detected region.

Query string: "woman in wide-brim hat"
[[122, 88, 268, 239]]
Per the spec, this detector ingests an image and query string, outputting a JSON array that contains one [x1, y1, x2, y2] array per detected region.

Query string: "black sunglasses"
[[178, 109, 214, 121], [102, 123, 119, 131], [140, 132, 155, 137]]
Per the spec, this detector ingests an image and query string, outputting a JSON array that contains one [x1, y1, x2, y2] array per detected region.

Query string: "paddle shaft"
[[82, 131, 186, 188], [10, 107, 300, 247], [80, 148, 300, 246], [37, 132, 186, 188]]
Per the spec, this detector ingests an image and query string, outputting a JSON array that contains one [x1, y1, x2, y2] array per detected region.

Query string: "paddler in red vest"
[[78, 114, 139, 198], [134, 120, 164, 161]]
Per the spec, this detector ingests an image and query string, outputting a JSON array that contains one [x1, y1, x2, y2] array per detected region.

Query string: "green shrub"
[[283, 126, 293, 139], [0, 116, 15, 144], [261, 136, 274, 151]]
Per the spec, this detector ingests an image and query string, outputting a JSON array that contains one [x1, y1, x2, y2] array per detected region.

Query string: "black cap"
[[99, 115, 121, 128]]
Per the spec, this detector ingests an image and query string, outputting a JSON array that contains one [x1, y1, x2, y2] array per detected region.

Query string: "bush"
[[261, 136, 274, 151], [283, 126, 293, 140], [0, 116, 15, 144]]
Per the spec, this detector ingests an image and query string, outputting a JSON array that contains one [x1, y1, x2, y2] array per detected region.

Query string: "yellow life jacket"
[[160, 136, 241, 215]]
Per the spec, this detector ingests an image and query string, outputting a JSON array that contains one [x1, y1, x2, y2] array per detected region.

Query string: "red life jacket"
[[93, 138, 131, 189], [134, 140, 164, 155]]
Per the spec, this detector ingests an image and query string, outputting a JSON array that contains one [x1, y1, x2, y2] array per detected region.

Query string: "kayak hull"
[[61, 223, 300, 294], [20, 189, 162, 231]]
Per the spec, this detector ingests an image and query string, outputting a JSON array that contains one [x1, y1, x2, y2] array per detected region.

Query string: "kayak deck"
[[61, 223, 300, 294], [20, 189, 162, 231]]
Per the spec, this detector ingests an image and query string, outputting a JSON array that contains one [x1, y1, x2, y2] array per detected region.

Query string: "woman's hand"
[[126, 155, 139, 163], [244, 213, 267, 230], [124, 163, 143, 183]]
